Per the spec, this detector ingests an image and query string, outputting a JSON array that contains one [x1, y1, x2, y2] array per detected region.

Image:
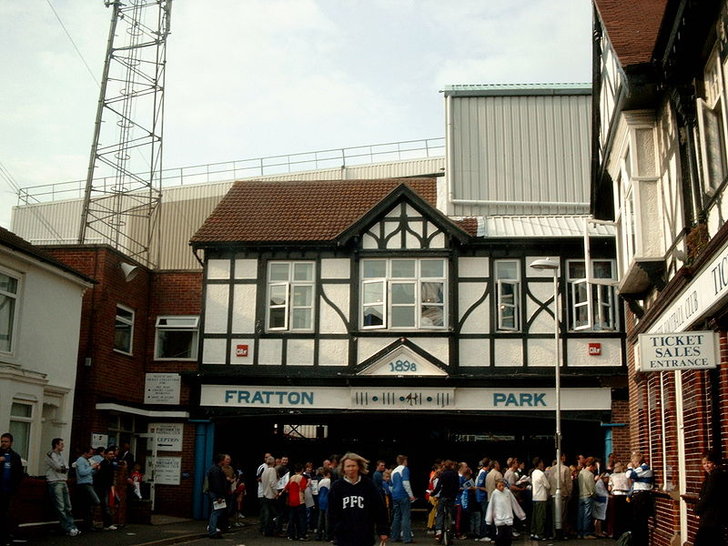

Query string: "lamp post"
[[530, 257, 562, 536]]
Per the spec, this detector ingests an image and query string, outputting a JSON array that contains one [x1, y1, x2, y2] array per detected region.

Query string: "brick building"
[[41, 244, 201, 516], [592, 0, 728, 544]]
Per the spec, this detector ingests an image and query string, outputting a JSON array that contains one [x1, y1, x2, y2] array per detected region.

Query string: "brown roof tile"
[[595, 0, 667, 66], [191, 178, 439, 244], [453, 217, 479, 236]]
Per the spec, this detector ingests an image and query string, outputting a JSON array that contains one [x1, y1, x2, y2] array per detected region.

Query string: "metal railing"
[[17, 137, 445, 205]]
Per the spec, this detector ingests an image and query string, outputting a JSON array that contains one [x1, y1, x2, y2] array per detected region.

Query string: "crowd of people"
[[0, 433, 141, 542], [202, 448, 724, 546]]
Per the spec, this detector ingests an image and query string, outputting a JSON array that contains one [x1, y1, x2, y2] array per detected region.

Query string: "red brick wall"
[[610, 398, 631, 462], [621, 295, 727, 546], [44, 247, 151, 446], [146, 271, 202, 404]]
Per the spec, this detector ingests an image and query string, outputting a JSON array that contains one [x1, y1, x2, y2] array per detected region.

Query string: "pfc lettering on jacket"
[[342, 495, 365, 509]]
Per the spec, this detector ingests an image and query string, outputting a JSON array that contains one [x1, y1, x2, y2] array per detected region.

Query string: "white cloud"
[[0, 0, 592, 229]]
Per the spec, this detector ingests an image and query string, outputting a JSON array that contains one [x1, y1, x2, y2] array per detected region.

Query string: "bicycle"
[[435, 497, 455, 546]]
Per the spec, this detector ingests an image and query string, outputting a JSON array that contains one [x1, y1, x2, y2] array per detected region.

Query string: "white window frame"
[[495, 260, 520, 331], [114, 304, 135, 355], [0, 267, 21, 355], [154, 316, 199, 360], [360, 258, 447, 330], [266, 261, 315, 332], [566, 259, 618, 331], [696, 46, 728, 193], [9, 400, 33, 461]]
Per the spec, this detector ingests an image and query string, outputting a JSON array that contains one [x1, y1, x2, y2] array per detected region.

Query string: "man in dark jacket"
[[694, 450, 728, 546], [1, 433, 24, 545], [93, 447, 118, 531], [207, 453, 230, 539], [328, 452, 389, 546], [432, 459, 460, 543]]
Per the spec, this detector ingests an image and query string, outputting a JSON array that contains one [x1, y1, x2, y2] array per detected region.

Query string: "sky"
[[0, 0, 593, 229]]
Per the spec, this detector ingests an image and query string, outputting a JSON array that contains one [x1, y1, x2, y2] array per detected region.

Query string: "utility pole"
[[78, 0, 172, 267]]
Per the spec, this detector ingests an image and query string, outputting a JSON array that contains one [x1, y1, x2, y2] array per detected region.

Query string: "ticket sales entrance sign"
[[637, 331, 718, 372], [200, 386, 611, 411]]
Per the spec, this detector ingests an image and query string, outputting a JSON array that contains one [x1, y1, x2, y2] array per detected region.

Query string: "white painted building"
[[0, 227, 91, 474]]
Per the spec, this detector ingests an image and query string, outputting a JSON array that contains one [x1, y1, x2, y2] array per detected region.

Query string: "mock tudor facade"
[[593, 1, 728, 544], [188, 174, 626, 515]]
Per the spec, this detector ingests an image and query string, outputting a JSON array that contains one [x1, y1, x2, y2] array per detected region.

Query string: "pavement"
[[14, 515, 619, 546]]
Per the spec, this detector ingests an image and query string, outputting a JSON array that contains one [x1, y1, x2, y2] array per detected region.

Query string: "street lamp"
[[530, 257, 562, 537]]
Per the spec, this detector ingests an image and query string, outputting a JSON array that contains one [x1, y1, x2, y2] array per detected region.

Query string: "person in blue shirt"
[[474, 458, 489, 540], [390, 454, 415, 543], [74, 446, 100, 531], [316, 468, 332, 541], [373, 460, 387, 498]]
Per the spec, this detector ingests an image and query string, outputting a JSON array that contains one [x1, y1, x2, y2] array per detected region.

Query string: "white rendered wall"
[[0, 250, 87, 474]]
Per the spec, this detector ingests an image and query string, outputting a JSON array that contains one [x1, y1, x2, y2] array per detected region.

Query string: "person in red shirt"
[[285, 463, 309, 540]]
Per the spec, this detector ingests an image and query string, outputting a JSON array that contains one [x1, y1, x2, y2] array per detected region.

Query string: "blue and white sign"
[[200, 385, 611, 411]]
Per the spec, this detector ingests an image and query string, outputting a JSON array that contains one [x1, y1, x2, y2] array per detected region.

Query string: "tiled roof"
[[191, 178, 439, 244], [0, 226, 94, 283], [595, 0, 668, 66]]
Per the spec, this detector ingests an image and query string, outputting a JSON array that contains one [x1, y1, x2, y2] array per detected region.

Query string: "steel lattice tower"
[[78, 0, 172, 267]]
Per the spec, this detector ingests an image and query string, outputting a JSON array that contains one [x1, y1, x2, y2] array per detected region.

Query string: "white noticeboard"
[[153, 456, 181, 485], [91, 433, 108, 448], [148, 423, 184, 452], [144, 373, 181, 405]]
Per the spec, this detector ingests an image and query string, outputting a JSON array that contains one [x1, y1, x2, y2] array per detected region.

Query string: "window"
[[155, 316, 199, 360], [0, 270, 19, 353], [697, 47, 728, 191], [107, 414, 135, 447], [495, 260, 520, 331], [9, 402, 32, 461], [267, 262, 315, 331], [361, 258, 446, 329], [567, 260, 617, 331], [114, 305, 134, 354]]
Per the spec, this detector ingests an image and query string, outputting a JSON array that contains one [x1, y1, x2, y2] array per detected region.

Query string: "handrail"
[[17, 137, 445, 205]]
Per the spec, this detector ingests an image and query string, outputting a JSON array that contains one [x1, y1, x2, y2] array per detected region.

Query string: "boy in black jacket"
[[328, 452, 389, 546]]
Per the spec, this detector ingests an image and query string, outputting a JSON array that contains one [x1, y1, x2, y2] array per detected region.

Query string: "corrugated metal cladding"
[[478, 215, 615, 238], [448, 93, 591, 217], [11, 158, 445, 270], [11, 201, 83, 245]]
